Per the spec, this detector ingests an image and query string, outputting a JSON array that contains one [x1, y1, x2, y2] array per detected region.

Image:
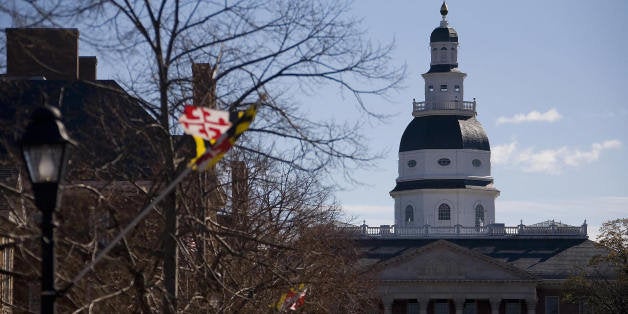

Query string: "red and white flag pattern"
[[178, 105, 231, 141]]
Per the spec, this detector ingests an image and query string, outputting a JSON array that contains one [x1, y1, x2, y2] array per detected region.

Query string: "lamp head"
[[21, 106, 75, 184]]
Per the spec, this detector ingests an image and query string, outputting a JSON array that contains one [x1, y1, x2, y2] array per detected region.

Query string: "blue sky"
[[4, 1, 624, 239], [332, 0, 628, 239]]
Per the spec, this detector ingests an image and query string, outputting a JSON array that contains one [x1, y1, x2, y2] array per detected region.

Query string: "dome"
[[430, 27, 458, 42], [399, 115, 490, 152]]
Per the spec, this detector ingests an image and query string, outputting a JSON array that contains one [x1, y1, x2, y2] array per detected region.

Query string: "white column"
[[489, 298, 501, 314], [382, 298, 393, 314], [526, 297, 537, 314], [419, 298, 429, 314], [454, 298, 465, 314]]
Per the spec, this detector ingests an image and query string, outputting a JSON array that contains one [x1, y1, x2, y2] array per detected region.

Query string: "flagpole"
[[58, 102, 257, 296], [58, 166, 193, 296]]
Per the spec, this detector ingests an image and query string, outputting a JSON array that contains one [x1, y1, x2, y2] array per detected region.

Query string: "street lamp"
[[21, 105, 75, 314]]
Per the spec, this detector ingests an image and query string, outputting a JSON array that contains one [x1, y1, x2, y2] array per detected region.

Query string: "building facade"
[[354, 3, 605, 314]]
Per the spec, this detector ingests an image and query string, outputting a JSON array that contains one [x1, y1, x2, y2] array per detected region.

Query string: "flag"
[[289, 288, 307, 311], [276, 284, 307, 312], [276, 289, 296, 311], [181, 104, 257, 171], [178, 105, 231, 142]]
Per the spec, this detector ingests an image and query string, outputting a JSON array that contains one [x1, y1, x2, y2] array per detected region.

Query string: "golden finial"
[[440, 1, 449, 17]]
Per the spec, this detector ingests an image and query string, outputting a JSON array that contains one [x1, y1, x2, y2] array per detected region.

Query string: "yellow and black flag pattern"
[[185, 104, 257, 171]]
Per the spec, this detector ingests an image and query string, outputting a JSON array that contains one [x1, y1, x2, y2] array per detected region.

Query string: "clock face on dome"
[[408, 160, 417, 168]]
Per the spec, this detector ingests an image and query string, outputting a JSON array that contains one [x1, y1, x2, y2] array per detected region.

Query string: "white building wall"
[[429, 42, 458, 66], [423, 72, 466, 104], [393, 189, 497, 227], [398, 149, 492, 180]]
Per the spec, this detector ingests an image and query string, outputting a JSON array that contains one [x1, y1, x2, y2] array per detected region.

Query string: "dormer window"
[[454, 85, 460, 92], [440, 85, 448, 92], [428, 85, 434, 92]]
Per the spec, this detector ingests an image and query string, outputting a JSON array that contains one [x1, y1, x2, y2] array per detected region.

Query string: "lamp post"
[[21, 105, 75, 314]]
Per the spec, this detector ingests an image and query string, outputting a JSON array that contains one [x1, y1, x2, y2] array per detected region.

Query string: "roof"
[[0, 79, 164, 180], [391, 178, 493, 192], [426, 64, 460, 74], [399, 115, 490, 152], [430, 27, 458, 42], [357, 238, 610, 280], [528, 220, 575, 228]]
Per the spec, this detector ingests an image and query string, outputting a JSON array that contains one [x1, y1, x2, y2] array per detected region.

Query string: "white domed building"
[[355, 3, 604, 314], [391, 1, 497, 231]]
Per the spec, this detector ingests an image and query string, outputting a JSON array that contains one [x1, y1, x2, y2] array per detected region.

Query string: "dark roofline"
[[426, 64, 460, 73], [391, 179, 493, 192]]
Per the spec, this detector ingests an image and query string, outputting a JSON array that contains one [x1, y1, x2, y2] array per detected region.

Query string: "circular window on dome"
[[407, 160, 417, 168], [438, 158, 451, 166], [472, 159, 482, 167]]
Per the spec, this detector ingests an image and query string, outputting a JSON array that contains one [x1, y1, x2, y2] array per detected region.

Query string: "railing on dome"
[[412, 100, 476, 116], [347, 222, 588, 239]]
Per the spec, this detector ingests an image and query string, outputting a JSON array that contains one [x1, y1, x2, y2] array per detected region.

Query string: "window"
[[438, 203, 450, 220], [440, 84, 448, 91], [454, 85, 460, 92], [434, 301, 449, 314], [407, 160, 417, 168], [440, 47, 447, 50], [463, 301, 477, 314], [405, 205, 414, 223], [505, 301, 521, 314], [472, 159, 481, 167], [475, 204, 484, 227], [432, 47, 437, 51], [545, 296, 559, 314], [407, 301, 419, 314], [438, 158, 451, 166], [428, 85, 434, 92]]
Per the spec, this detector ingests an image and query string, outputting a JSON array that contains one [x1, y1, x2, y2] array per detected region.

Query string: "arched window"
[[405, 205, 414, 223], [440, 47, 448, 50], [475, 204, 485, 227], [438, 203, 450, 221]]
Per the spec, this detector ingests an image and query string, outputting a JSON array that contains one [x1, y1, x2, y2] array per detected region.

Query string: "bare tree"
[[563, 218, 628, 314], [0, 0, 403, 312]]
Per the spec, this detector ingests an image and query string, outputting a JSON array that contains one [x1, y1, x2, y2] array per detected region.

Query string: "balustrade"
[[412, 100, 476, 116], [349, 222, 588, 238]]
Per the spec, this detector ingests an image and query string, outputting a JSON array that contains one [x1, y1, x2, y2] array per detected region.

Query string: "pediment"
[[375, 240, 534, 281]]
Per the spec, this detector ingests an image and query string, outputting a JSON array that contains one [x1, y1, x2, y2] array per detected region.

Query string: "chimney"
[[231, 160, 249, 217], [192, 63, 217, 108], [79, 56, 97, 80], [6, 28, 79, 80]]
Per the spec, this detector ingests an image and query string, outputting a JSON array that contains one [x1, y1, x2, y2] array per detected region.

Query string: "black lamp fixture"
[[21, 105, 75, 314]]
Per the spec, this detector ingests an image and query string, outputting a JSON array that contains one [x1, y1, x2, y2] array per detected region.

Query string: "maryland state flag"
[[276, 284, 307, 312], [178, 104, 257, 171]]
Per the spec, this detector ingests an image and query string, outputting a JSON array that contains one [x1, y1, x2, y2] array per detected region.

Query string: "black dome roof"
[[399, 115, 490, 152], [430, 27, 458, 42]]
